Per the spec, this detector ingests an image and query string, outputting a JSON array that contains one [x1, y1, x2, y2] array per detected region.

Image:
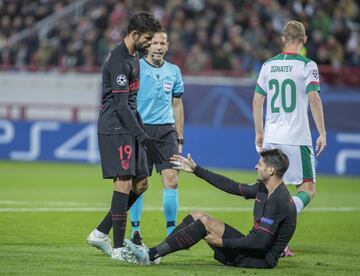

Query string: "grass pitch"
[[0, 161, 360, 275]]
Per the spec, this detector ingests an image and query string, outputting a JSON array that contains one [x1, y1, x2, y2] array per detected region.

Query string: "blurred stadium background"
[[1, 0, 359, 174], [0, 0, 360, 275]]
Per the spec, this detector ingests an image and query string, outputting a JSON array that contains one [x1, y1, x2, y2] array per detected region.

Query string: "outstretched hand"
[[170, 153, 196, 173]]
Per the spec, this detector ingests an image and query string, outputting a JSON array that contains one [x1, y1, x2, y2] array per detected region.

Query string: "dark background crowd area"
[[0, 0, 360, 76]]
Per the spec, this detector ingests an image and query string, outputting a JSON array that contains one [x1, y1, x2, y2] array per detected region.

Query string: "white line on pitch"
[[0, 207, 360, 212], [0, 200, 107, 206]]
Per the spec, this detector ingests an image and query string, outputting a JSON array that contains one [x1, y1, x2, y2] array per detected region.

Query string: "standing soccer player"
[[252, 21, 326, 254], [87, 12, 162, 261], [129, 28, 185, 243]]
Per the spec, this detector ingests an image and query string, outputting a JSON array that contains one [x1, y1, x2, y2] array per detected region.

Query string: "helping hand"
[[170, 153, 196, 173]]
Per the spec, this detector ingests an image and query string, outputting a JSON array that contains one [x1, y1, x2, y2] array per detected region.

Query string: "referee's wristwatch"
[[177, 138, 185, 145]]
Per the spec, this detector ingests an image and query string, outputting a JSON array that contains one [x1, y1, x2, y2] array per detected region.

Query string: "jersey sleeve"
[[109, 53, 130, 93], [255, 63, 267, 96], [108, 52, 146, 138], [193, 166, 260, 198], [172, 66, 184, 97], [305, 61, 320, 93], [239, 182, 261, 199]]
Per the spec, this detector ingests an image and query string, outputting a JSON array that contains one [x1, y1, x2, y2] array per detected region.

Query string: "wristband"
[[177, 138, 184, 145]]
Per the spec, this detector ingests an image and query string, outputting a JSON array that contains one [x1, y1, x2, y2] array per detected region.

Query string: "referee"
[[126, 149, 297, 268], [129, 28, 185, 242]]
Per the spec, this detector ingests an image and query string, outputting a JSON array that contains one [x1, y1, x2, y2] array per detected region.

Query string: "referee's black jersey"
[[194, 166, 297, 268], [98, 42, 142, 135]]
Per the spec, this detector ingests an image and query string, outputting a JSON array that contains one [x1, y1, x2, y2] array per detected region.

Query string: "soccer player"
[[129, 28, 184, 243], [252, 21, 326, 256], [125, 149, 297, 268], [86, 12, 162, 261]]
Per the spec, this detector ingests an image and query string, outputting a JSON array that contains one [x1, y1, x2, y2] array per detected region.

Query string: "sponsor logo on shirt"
[[129, 79, 140, 91], [163, 80, 173, 93], [117, 74, 128, 86], [260, 217, 274, 225]]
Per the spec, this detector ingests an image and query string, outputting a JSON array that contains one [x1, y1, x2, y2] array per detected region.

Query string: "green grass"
[[0, 161, 360, 275]]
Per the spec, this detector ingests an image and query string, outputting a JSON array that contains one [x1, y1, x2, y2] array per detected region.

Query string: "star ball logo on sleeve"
[[117, 74, 128, 86], [312, 70, 319, 80]]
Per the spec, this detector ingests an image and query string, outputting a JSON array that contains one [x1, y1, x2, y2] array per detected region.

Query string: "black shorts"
[[98, 134, 149, 179], [211, 224, 246, 265], [212, 224, 270, 268], [144, 124, 179, 175]]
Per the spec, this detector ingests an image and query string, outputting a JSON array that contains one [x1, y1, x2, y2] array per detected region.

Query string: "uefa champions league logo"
[[313, 70, 319, 80], [117, 74, 128, 86]]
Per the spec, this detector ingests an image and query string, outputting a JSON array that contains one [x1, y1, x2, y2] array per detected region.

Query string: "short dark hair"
[[260, 149, 289, 178], [127, 12, 161, 35], [158, 27, 168, 35], [155, 28, 169, 41]]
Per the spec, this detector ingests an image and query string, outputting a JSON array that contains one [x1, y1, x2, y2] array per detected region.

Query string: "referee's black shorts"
[[98, 133, 149, 179], [211, 224, 271, 268], [144, 124, 179, 175]]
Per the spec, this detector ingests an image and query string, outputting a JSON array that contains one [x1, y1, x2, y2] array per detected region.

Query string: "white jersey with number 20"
[[255, 52, 321, 146]]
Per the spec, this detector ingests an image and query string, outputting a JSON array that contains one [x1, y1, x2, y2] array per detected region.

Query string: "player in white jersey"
[[253, 21, 326, 218]]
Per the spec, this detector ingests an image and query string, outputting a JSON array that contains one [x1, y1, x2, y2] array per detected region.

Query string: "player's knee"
[[137, 180, 148, 194], [308, 184, 316, 199], [113, 177, 132, 193], [190, 210, 207, 220], [300, 181, 316, 200], [162, 169, 178, 189], [164, 182, 178, 189], [133, 178, 148, 194], [198, 215, 211, 228]]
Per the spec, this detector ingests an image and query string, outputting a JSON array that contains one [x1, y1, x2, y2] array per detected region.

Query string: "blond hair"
[[282, 21, 306, 44]]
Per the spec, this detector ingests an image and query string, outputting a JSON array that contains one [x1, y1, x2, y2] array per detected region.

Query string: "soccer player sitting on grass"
[[124, 149, 297, 268]]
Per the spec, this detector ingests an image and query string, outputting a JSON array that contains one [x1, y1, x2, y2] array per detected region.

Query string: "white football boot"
[[87, 229, 112, 256]]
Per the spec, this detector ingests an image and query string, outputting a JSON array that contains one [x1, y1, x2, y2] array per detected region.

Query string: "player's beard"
[[134, 40, 149, 53], [256, 173, 270, 183]]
